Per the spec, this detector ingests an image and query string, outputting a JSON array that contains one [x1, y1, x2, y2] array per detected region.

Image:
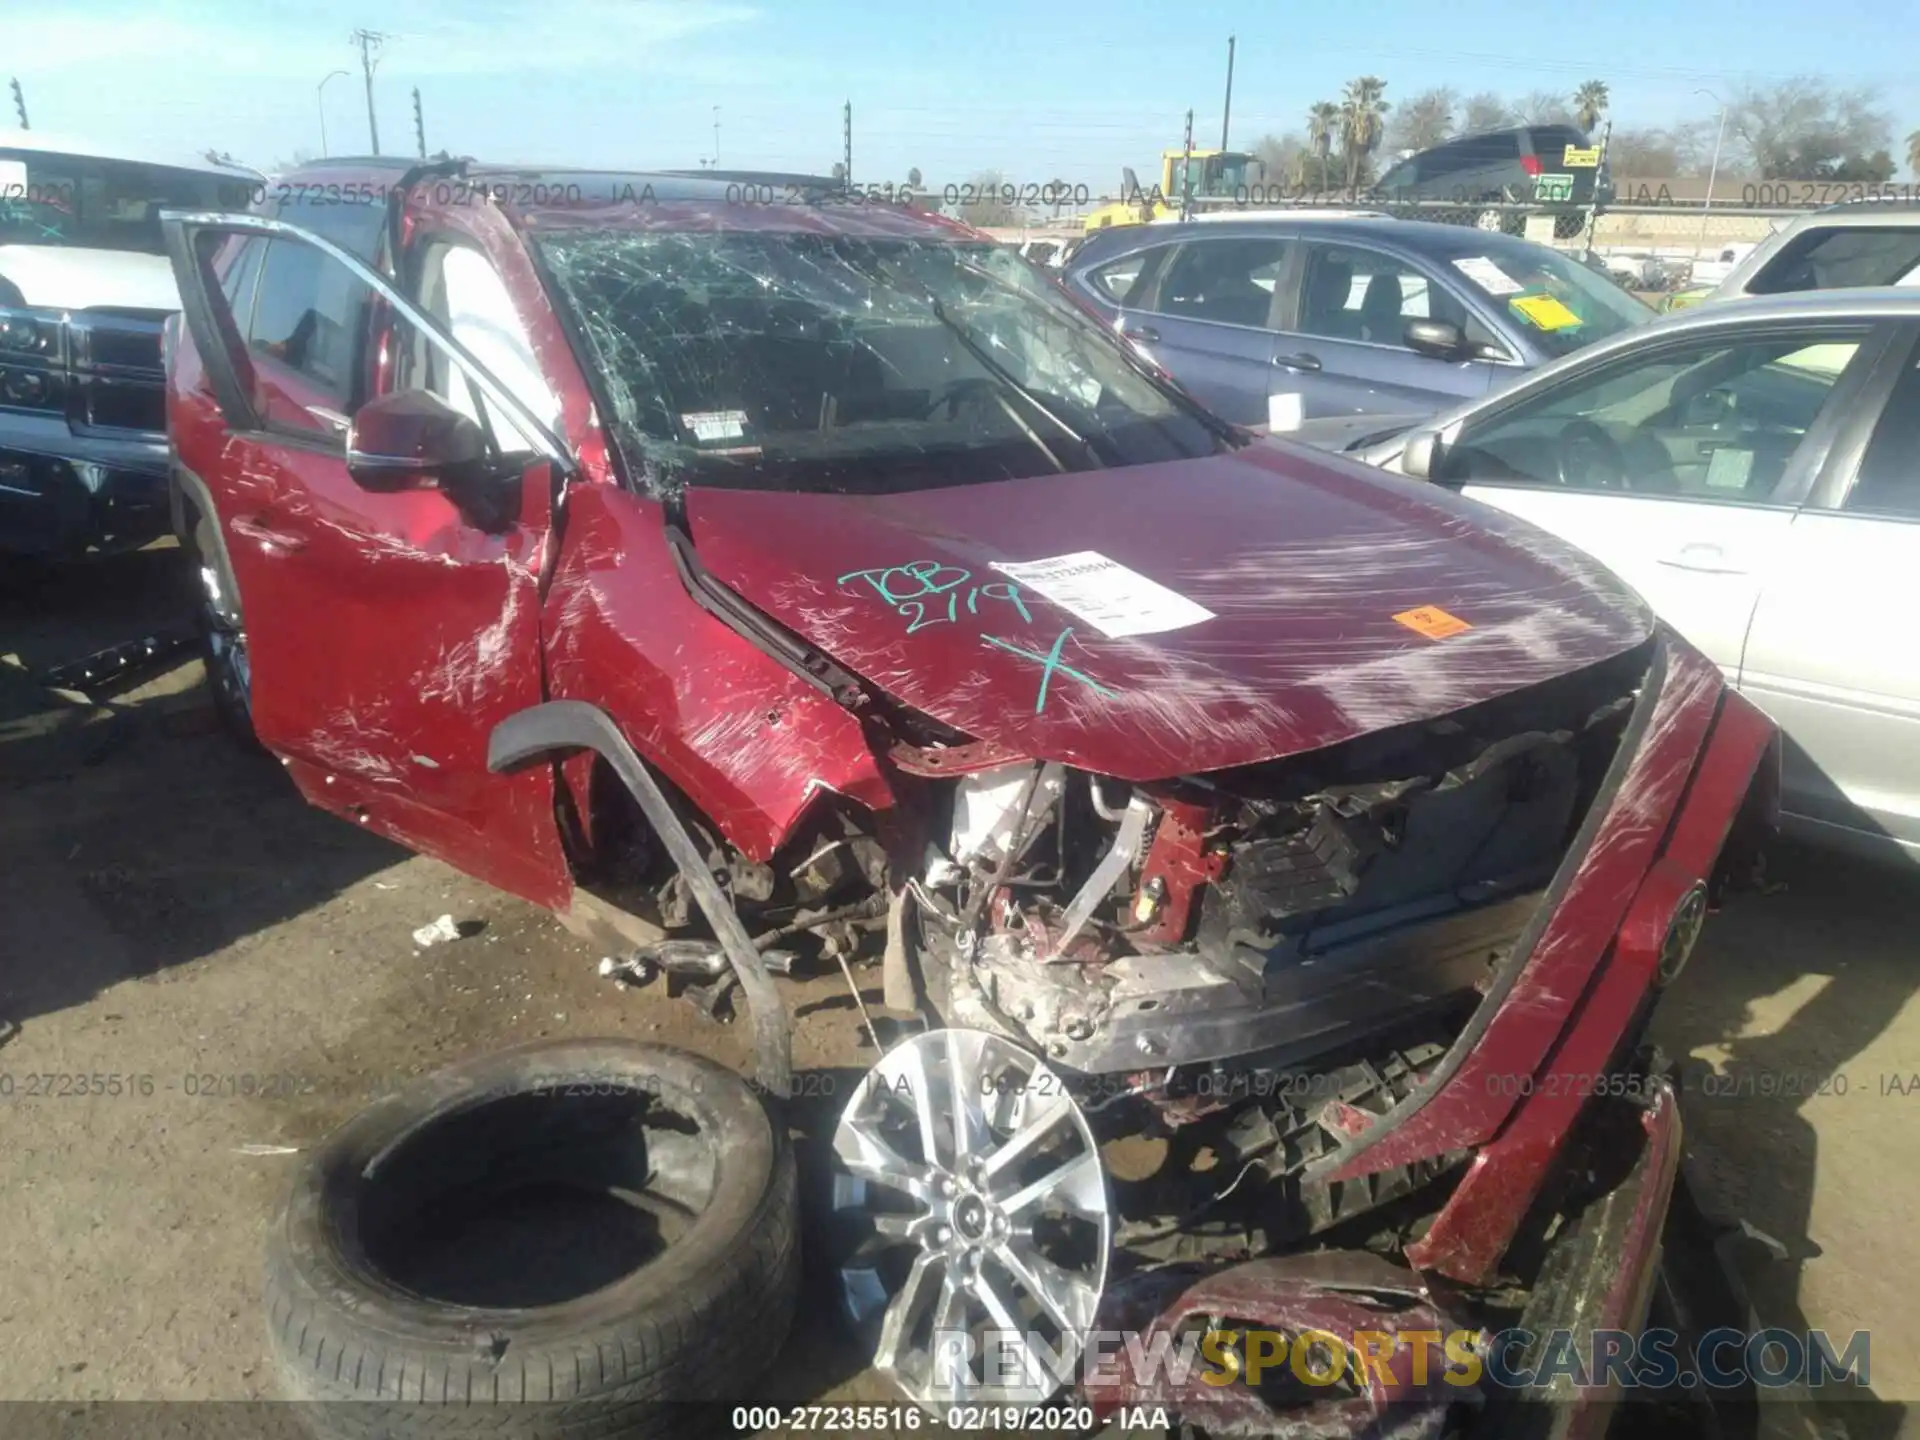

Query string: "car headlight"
[[0, 366, 56, 405], [0, 312, 54, 355]]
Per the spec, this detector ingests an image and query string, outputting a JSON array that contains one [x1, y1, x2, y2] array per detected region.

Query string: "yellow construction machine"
[[1083, 149, 1266, 232]]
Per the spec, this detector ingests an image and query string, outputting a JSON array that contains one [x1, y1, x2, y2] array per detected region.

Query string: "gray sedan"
[[1062, 215, 1651, 430]]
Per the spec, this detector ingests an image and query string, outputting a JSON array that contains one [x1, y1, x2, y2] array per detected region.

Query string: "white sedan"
[[1301, 288, 1920, 864]]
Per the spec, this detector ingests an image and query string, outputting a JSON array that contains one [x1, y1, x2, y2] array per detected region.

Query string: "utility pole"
[[1180, 109, 1195, 221], [1220, 36, 1235, 151], [8, 78, 27, 130], [351, 28, 387, 156], [1694, 88, 1729, 268], [1582, 118, 1612, 259], [842, 101, 852, 188], [412, 87, 426, 159], [712, 106, 721, 167]]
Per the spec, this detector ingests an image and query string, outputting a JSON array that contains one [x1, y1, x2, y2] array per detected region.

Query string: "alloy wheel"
[[830, 1029, 1111, 1407]]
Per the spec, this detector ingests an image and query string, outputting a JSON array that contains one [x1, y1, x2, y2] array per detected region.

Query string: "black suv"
[[1373, 125, 1609, 221]]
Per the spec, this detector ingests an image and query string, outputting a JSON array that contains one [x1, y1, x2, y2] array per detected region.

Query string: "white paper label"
[[0, 160, 27, 191], [1704, 447, 1755, 490], [1453, 257, 1524, 296], [1268, 391, 1304, 432], [991, 551, 1215, 639], [681, 409, 747, 443]]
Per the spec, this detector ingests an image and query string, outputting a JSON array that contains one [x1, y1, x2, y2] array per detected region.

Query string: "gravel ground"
[[1, 545, 1914, 1438]]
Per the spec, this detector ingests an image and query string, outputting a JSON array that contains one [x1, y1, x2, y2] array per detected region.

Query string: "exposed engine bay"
[[583, 641, 1642, 1238], [586, 640, 1638, 1077]]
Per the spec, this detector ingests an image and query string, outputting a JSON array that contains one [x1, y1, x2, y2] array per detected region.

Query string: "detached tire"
[[265, 1039, 800, 1439]]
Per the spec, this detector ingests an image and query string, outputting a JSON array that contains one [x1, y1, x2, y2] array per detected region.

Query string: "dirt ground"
[[2, 544, 1916, 1437]]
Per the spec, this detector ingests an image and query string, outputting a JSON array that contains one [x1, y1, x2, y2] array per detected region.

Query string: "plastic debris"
[[411, 914, 462, 947], [598, 955, 654, 987]]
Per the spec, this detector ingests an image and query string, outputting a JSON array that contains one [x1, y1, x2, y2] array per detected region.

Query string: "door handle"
[[229, 514, 309, 552], [1273, 352, 1323, 372], [1655, 541, 1744, 575], [1120, 324, 1160, 344]]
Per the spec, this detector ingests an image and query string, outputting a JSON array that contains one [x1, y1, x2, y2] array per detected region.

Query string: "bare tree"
[[1461, 92, 1513, 136], [1727, 76, 1892, 178], [907, 166, 922, 189], [1909, 131, 1920, 180], [1251, 132, 1305, 186], [1514, 90, 1574, 126], [1604, 127, 1686, 178], [957, 169, 1019, 227], [1386, 87, 1457, 155]]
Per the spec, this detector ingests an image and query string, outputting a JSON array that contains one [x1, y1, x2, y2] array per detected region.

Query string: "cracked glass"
[[533, 230, 1234, 495]]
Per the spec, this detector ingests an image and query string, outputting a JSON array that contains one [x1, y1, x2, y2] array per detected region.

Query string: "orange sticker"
[[1393, 605, 1473, 640]]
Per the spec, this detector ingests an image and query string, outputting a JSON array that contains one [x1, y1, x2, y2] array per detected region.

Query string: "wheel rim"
[[830, 1029, 1110, 1406]]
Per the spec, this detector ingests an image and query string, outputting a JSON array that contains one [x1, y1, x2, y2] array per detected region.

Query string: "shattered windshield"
[[533, 229, 1231, 494]]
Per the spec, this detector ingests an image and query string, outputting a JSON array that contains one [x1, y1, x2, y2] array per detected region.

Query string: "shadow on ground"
[[1655, 839, 1920, 1437], [0, 546, 405, 1028]]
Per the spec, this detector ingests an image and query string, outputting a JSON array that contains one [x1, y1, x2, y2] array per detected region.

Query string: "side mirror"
[[345, 390, 488, 493], [1404, 319, 1467, 359], [1402, 425, 1447, 480], [346, 390, 521, 529]]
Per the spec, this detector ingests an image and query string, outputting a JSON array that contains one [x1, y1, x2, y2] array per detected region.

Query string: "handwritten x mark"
[[980, 627, 1118, 715]]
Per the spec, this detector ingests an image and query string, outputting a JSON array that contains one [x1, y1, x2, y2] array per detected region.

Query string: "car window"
[[1440, 327, 1869, 502], [246, 237, 373, 420], [1749, 227, 1920, 294], [533, 229, 1230, 495], [1085, 248, 1161, 305], [1844, 354, 1920, 518], [402, 241, 560, 452], [218, 235, 266, 336], [1152, 238, 1289, 327], [1440, 244, 1652, 358], [1295, 243, 1489, 349]]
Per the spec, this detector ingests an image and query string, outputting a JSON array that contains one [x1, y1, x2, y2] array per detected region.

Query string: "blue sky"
[[9, 0, 1917, 183]]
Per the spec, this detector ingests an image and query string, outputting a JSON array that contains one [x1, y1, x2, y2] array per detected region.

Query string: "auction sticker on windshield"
[[992, 552, 1214, 638], [1510, 294, 1584, 332], [1453, 257, 1523, 296]]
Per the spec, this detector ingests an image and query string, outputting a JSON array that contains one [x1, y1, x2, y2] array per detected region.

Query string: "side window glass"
[[1751, 228, 1920, 295], [1088, 251, 1154, 305], [1440, 329, 1868, 500], [1298, 245, 1474, 348], [1152, 238, 1289, 327], [217, 235, 266, 334], [1844, 356, 1920, 518], [406, 242, 560, 452], [246, 236, 374, 429]]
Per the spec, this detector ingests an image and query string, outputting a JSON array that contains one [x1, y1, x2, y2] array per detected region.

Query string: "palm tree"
[[1573, 80, 1610, 134], [1907, 130, 1920, 180], [1306, 101, 1341, 187], [1340, 77, 1389, 192]]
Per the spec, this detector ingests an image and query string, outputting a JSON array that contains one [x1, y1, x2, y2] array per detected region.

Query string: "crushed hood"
[[683, 441, 1653, 779], [0, 246, 179, 311]]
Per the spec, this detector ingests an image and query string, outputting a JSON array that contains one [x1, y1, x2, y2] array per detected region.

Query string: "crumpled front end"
[[814, 622, 1774, 1424]]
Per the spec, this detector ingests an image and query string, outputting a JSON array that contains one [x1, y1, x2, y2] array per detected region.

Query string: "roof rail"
[[654, 168, 846, 190]]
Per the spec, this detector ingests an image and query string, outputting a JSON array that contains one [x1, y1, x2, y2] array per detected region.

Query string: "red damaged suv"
[[161, 160, 1776, 1431]]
